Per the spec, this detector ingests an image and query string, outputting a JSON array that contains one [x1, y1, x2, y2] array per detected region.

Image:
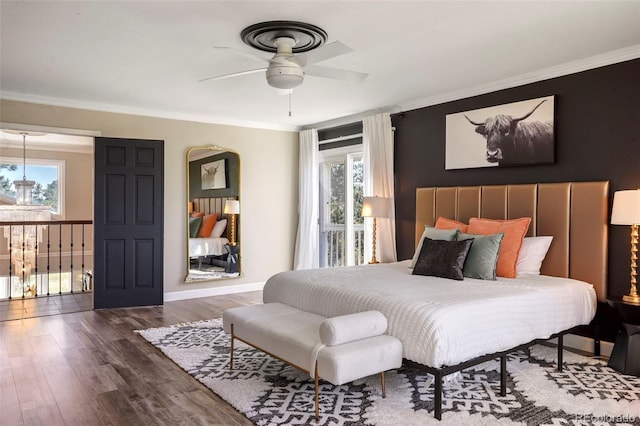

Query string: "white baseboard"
[[548, 334, 614, 358], [164, 282, 265, 302]]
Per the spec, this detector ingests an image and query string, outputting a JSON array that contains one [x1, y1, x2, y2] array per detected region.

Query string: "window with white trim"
[[0, 157, 65, 217]]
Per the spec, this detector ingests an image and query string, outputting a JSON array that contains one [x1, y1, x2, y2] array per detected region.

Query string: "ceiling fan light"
[[266, 65, 304, 89]]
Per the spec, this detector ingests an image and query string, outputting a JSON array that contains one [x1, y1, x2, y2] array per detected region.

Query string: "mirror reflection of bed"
[[186, 146, 240, 283]]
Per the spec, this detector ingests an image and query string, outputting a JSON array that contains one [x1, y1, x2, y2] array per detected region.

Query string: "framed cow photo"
[[445, 95, 555, 169], [201, 159, 227, 190]]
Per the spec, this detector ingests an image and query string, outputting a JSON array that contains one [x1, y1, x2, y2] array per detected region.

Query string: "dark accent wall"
[[392, 59, 640, 339], [189, 151, 240, 198]]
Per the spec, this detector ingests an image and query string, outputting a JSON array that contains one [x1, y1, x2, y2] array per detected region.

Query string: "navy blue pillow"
[[412, 238, 473, 281]]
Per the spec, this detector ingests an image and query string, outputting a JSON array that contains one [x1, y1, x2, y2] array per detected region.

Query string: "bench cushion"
[[319, 311, 388, 346], [318, 335, 402, 385]]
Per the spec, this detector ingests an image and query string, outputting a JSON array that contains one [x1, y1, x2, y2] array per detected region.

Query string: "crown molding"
[[0, 92, 300, 132], [397, 45, 640, 113]]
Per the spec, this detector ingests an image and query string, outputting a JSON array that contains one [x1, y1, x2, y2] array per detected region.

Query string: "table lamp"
[[362, 196, 390, 264], [611, 189, 640, 305], [224, 199, 240, 246]]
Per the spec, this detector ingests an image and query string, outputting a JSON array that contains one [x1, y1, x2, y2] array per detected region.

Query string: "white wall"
[[0, 99, 299, 295]]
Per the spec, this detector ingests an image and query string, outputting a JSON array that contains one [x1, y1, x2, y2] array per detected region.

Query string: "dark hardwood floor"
[[0, 291, 263, 426], [0, 293, 93, 322]]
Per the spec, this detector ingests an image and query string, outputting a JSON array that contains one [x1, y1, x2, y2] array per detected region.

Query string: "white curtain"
[[293, 129, 319, 270], [363, 113, 397, 263]]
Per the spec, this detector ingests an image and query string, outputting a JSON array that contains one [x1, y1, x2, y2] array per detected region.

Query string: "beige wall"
[[0, 147, 93, 221], [0, 99, 299, 295]]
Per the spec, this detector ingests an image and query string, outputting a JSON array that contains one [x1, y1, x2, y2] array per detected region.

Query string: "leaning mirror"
[[185, 146, 240, 283]]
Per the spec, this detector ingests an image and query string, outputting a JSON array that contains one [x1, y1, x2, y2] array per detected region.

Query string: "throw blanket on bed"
[[263, 261, 596, 368]]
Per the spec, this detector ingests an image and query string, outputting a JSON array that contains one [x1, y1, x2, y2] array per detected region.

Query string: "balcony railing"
[[0, 220, 93, 300], [321, 224, 365, 268]]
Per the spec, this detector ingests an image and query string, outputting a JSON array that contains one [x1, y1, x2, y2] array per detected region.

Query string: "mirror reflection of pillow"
[[211, 218, 227, 238], [191, 211, 205, 218], [189, 217, 203, 238], [198, 213, 218, 237]]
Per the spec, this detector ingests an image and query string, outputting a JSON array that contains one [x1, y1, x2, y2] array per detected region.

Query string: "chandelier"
[[0, 131, 51, 297]]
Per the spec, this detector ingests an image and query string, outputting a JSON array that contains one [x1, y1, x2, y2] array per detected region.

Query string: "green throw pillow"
[[189, 217, 203, 238], [457, 232, 504, 280]]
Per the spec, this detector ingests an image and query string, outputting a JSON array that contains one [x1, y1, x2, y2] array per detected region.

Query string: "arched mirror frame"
[[185, 145, 241, 283]]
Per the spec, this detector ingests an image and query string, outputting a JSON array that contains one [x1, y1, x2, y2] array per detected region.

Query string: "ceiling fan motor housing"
[[266, 62, 304, 89]]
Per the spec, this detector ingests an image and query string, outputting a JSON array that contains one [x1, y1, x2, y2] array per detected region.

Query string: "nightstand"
[[225, 244, 239, 274], [607, 297, 640, 376]]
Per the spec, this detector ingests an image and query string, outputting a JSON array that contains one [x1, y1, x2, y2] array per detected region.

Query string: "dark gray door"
[[94, 137, 164, 309]]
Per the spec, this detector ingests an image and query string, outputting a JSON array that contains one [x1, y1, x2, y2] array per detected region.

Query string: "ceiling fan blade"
[[294, 41, 353, 66], [304, 65, 368, 83], [213, 46, 270, 63], [199, 68, 266, 83]]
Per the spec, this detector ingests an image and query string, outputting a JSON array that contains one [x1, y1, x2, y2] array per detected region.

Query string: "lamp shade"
[[224, 199, 240, 215], [611, 190, 640, 225], [362, 196, 390, 218]]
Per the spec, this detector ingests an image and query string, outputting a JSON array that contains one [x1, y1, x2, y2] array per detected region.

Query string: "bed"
[[189, 196, 233, 265], [263, 181, 609, 419]]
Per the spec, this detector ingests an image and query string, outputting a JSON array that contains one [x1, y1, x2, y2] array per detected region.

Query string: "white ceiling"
[[1, 1, 639, 132]]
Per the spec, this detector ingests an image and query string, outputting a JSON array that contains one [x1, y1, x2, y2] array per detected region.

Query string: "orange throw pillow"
[[198, 213, 218, 237], [467, 217, 531, 278], [191, 211, 205, 218], [435, 217, 469, 233]]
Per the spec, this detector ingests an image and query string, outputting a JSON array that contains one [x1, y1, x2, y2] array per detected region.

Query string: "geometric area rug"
[[136, 319, 640, 426]]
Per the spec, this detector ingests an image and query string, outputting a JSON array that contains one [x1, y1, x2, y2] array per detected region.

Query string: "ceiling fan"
[[200, 21, 368, 90]]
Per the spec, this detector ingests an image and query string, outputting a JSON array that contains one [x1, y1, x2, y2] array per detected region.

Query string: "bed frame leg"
[[381, 372, 386, 398], [500, 355, 507, 396], [434, 371, 443, 420], [230, 324, 234, 371], [557, 334, 564, 372]]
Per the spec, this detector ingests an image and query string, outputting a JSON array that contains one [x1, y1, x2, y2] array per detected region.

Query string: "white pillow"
[[210, 218, 227, 238], [516, 236, 553, 276]]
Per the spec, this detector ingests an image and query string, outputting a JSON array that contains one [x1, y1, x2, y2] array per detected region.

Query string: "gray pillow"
[[411, 226, 460, 268], [457, 232, 504, 280], [412, 238, 473, 281]]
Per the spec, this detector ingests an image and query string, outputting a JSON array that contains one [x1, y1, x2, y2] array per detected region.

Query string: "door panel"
[[94, 137, 164, 309]]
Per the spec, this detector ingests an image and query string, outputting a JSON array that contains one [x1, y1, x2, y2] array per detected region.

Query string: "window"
[[318, 122, 364, 268], [0, 157, 65, 217]]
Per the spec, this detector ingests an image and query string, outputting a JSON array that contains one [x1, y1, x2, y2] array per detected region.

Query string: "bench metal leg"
[[381, 372, 386, 398], [314, 362, 319, 421], [230, 323, 234, 370]]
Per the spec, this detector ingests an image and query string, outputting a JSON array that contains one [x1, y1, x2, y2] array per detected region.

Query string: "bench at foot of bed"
[[222, 302, 403, 421]]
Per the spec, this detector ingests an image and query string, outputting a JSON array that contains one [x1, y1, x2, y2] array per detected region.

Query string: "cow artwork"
[[201, 159, 227, 189], [445, 96, 555, 169]]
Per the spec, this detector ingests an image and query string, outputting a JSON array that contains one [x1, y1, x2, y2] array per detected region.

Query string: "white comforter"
[[189, 237, 229, 257], [263, 261, 596, 368]]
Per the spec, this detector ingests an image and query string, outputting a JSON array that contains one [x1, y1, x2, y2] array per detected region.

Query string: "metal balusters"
[[46, 225, 51, 296], [70, 224, 74, 294], [81, 224, 85, 292], [8, 224, 13, 300], [58, 223, 62, 295]]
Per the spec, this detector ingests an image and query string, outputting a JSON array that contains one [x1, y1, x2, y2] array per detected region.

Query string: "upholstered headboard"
[[415, 182, 609, 302], [192, 196, 236, 239]]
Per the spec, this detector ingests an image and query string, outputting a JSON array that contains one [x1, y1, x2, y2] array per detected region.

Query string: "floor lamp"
[[611, 189, 640, 305], [362, 196, 390, 264]]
